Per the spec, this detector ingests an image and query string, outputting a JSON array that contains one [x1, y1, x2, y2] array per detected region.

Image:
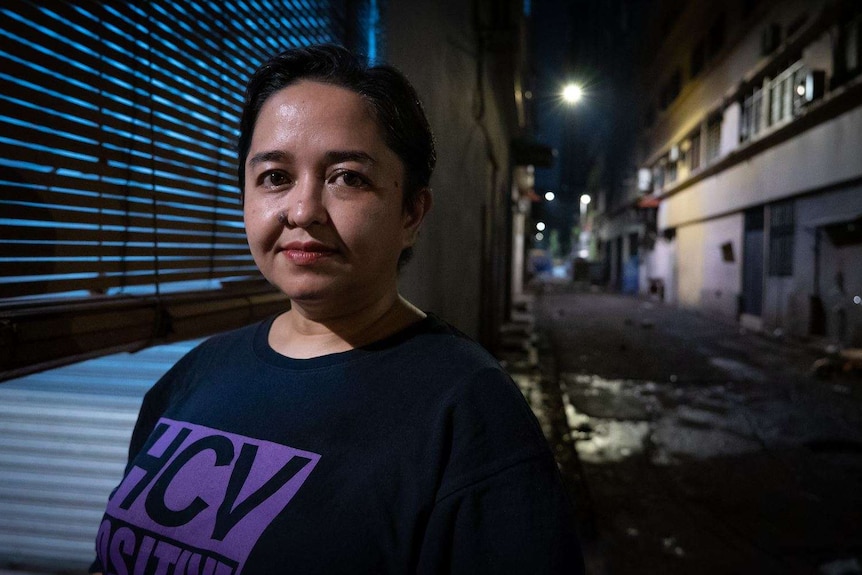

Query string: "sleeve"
[[416, 367, 586, 574], [417, 456, 585, 575]]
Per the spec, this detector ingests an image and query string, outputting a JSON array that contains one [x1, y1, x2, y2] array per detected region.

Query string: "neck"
[[269, 293, 425, 359]]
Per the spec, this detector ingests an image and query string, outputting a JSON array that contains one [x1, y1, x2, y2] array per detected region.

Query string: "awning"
[[637, 195, 661, 209]]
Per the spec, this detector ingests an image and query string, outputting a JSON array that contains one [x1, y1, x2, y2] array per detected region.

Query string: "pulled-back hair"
[[237, 44, 436, 221]]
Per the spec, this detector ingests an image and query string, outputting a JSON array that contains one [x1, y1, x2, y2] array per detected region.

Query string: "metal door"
[[742, 208, 765, 316]]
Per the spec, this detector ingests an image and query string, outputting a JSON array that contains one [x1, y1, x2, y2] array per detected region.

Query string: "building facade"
[[597, 0, 862, 346]]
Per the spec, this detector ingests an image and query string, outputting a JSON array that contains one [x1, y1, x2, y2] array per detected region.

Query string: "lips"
[[278, 241, 338, 266]]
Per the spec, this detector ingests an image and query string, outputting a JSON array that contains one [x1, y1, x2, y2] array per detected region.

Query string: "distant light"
[[525, 90, 533, 100], [580, 194, 591, 205], [854, 295, 862, 305], [545, 191, 555, 201], [536, 221, 546, 231], [796, 83, 806, 97], [535, 232, 544, 241], [563, 83, 583, 104]]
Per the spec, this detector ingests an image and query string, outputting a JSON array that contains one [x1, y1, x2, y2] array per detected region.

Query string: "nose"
[[284, 174, 328, 228]]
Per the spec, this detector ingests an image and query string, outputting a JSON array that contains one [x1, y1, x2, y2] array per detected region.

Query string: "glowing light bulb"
[[563, 83, 583, 104]]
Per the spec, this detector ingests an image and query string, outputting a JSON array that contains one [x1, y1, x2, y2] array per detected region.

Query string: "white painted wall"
[[675, 214, 743, 318], [661, 105, 862, 230]]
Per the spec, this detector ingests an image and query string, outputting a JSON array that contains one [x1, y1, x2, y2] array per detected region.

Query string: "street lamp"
[[562, 83, 583, 104], [544, 191, 556, 201]]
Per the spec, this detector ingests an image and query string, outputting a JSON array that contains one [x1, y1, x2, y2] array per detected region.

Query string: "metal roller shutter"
[[0, 339, 200, 570]]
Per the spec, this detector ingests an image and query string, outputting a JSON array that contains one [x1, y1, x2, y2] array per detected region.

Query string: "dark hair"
[[237, 44, 436, 267]]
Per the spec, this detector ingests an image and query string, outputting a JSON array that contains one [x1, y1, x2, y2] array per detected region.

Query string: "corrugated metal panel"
[[0, 339, 200, 571]]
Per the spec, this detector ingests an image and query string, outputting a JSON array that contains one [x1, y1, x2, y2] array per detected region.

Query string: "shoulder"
[[404, 314, 504, 374], [143, 318, 267, 402], [399, 316, 551, 495]]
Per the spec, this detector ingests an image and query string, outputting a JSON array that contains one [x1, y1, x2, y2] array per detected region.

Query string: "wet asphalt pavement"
[[501, 288, 862, 575]]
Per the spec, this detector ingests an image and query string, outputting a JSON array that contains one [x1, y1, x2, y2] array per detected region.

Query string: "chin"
[[275, 279, 343, 305]]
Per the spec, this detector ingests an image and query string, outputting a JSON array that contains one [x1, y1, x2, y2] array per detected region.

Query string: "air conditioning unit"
[[638, 168, 652, 192], [799, 70, 825, 102]]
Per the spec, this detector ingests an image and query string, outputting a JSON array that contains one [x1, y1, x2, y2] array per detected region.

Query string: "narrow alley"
[[504, 289, 862, 575]]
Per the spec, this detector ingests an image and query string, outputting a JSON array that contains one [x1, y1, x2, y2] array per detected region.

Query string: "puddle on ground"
[[574, 419, 651, 463], [709, 356, 768, 382], [562, 372, 764, 464]]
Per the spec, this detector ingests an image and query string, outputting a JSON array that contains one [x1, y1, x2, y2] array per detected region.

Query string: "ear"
[[402, 188, 433, 248]]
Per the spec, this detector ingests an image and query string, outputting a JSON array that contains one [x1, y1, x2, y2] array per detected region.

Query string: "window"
[[644, 104, 656, 128], [690, 40, 705, 78], [742, 0, 761, 19], [767, 60, 806, 126], [706, 115, 721, 161], [832, 10, 861, 86], [707, 13, 726, 60], [666, 156, 678, 184], [652, 163, 665, 192], [740, 86, 763, 142], [769, 202, 794, 276], [848, 17, 861, 73], [843, 12, 862, 78], [0, 1, 370, 377], [0, 1, 352, 303], [689, 130, 702, 171], [760, 23, 781, 55], [786, 13, 808, 39], [659, 68, 682, 110]]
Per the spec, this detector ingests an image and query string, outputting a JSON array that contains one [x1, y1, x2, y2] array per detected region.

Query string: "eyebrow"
[[247, 149, 377, 168], [324, 150, 376, 166], [248, 150, 291, 168]]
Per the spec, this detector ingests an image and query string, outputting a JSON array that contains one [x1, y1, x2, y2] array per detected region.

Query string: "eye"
[[332, 170, 370, 189], [262, 171, 290, 188]]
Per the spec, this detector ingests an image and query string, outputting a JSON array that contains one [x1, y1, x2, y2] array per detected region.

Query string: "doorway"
[[742, 208, 764, 316]]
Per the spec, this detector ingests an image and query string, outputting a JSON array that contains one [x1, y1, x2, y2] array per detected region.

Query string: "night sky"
[[529, 0, 649, 255]]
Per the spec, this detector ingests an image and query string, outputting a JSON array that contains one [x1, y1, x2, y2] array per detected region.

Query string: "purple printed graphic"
[[98, 418, 320, 574]]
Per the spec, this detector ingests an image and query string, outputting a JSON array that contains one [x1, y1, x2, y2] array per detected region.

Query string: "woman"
[[91, 44, 584, 574]]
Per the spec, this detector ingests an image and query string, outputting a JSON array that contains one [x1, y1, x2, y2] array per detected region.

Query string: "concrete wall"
[[675, 214, 743, 318], [639, 0, 821, 164], [643, 236, 678, 305], [384, 0, 514, 339], [661, 105, 862, 229]]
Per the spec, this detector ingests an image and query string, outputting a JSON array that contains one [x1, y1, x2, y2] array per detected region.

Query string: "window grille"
[[666, 157, 677, 184], [706, 115, 721, 161], [740, 86, 763, 142], [0, 1, 347, 303], [689, 129, 701, 171], [652, 164, 665, 192], [767, 60, 805, 127]]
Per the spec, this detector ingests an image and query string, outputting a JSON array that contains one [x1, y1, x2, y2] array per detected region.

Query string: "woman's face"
[[242, 80, 425, 316]]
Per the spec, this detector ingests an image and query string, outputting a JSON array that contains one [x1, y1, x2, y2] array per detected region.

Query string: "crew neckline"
[[252, 313, 440, 370]]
